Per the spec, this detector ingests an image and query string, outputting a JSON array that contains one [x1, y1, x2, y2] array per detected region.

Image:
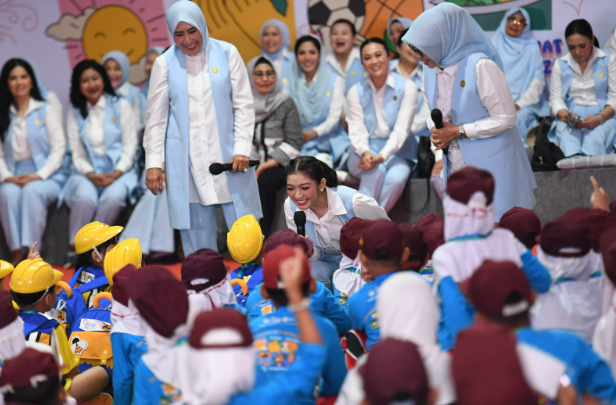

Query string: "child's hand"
[[27, 242, 40, 260], [590, 176, 610, 212], [280, 247, 307, 304]]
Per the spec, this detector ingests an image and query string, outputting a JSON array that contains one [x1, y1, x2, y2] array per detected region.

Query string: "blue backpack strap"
[[21, 311, 59, 337], [67, 267, 85, 289], [73, 276, 110, 295]]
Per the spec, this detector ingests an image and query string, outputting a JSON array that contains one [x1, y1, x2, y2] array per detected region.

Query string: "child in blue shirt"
[[348, 219, 410, 351], [249, 244, 346, 404]]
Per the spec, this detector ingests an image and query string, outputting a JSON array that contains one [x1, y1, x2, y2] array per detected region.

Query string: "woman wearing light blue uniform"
[[144, 1, 261, 257], [62, 60, 139, 248], [345, 38, 418, 213], [102, 51, 145, 126], [386, 17, 412, 54], [290, 35, 348, 166], [0, 59, 67, 265], [142, 47, 166, 99], [402, 3, 536, 221], [326, 19, 365, 96], [260, 19, 293, 93], [491, 8, 548, 148], [548, 19, 616, 156]]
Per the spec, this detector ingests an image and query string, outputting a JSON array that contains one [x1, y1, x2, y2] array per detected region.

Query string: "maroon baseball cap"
[[182, 248, 227, 292], [127, 266, 189, 338], [610, 200, 616, 217], [264, 229, 313, 254], [340, 217, 372, 259], [453, 324, 536, 405], [539, 217, 591, 257], [361, 338, 429, 405], [413, 214, 444, 256], [468, 260, 532, 319], [498, 207, 541, 245], [359, 219, 404, 261], [0, 289, 17, 329], [189, 309, 253, 349], [0, 348, 60, 393], [111, 264, 139, 307], [398, 223, 428, 261], [562, 208, 616, 252], [262, 244, 311, 289], [601, 229, 616, 287], [447, 167, 495, 206]]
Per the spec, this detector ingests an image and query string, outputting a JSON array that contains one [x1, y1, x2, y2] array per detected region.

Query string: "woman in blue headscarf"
[[142, 46, 166, 99], [402, 2, 536, 220], [289, 35, 348, 166], [491, 8, 548, 149], [144, 0, 260, 259], [102, 51, 145, 125], [260, 19, 293, 92]]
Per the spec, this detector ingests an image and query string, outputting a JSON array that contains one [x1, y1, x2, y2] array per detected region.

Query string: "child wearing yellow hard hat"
[[9, 258, 109, 402], [227, 215, 265, 307], [0, 260, 13, 291]]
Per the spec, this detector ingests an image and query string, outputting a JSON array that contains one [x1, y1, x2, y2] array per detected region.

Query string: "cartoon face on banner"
[[45, 0, 170, 85]]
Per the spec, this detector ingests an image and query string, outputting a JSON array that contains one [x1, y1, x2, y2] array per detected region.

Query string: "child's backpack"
[[68, 292, 113, 381]]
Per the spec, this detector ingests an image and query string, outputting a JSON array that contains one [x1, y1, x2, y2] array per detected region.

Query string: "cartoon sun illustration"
[[46, 0, 169, 84]]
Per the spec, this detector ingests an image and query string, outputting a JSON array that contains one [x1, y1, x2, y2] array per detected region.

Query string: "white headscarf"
[[593, 291, 616, 378], [187, 274, 238, 309], [0, 317, 26, 362], [531, 247, 601, 342], [378, 272, 456, 405], [443, 192, 495, 242], [110, 300, 143, 337]]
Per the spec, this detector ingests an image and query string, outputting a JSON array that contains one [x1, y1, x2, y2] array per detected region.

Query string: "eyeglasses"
[[507, 16, 528, 26], [253, 72, 275, 80], [409, 44, 424, 58]]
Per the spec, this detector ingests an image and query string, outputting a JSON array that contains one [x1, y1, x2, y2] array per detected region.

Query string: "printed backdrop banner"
[[0, 0, 614, 105]]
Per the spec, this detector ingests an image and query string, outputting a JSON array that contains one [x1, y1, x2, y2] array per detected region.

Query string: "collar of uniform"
[[116, 80, 130, 97], [303, 187, 347, 225], [326, 47, 361, 75], [367, 72, 395, 92], [185, 47, 208, 65], [390, 60, 422, 80], [9, 98, 43, 117], [282, 47, 292, 62], [436, 64, 458, 77], [563, 47, 605, 75], [87, 93, 107, 111]]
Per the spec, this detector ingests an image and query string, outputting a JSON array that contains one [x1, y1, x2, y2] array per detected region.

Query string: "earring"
[[321, 188, 324, 192]]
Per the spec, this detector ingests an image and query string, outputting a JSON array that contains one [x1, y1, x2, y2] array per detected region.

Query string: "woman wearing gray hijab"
[[248, 56, 303, 235]]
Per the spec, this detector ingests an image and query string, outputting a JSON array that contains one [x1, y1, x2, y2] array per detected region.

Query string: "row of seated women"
[[0, 12, 615, 265]]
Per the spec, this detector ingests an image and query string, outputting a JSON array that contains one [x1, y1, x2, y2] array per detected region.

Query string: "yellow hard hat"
[[10, 258, 63, 294], [227, 215, 264, 264], [0, 260, 14, 279], [75, 222, 123, 255], [104, 238, 143, 285]]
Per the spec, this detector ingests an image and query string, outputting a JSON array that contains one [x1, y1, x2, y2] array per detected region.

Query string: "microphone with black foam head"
[[431, 109, 448, 155], [209, 160, 261, 175], [294, 211, 307, 237]]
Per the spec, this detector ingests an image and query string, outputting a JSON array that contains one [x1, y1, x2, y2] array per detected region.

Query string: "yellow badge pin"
[[460, 80, 466, 87], [35, 119, 41, 125], [212, 67, 218, 73], [599, 72, 605, 78]]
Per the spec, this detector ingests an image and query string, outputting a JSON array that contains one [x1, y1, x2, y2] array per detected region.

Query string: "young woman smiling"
[[344, 37, 419, 213], [248, 56, 302, 236], [386, 17, 412, 55], [491, 9, 548, 149], [102, 51, 145, 125], [326, 19, 365, 95], [0, 59, 68, 265], [284, 156, 388, 290], [290, 35, 348, 166], [548, 19, 616, 156], [259, 19, 293, 92], [62, 60, 139, 253]]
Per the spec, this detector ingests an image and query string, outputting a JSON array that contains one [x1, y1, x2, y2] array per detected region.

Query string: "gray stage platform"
[[2, 167, 614, 264]]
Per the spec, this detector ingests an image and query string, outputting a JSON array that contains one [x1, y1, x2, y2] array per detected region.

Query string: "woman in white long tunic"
[[144, 1, 261, 256]]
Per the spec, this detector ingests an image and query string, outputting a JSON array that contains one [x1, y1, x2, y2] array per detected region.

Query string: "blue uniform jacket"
[[517, 327, 616, 404], [246, 281, 351, 335], [111, 333, 148, 405], [230, 263, 264, 307], [132, 357, 181, 405], [347, 272, 396, 350], [249, 307, 346, 402]]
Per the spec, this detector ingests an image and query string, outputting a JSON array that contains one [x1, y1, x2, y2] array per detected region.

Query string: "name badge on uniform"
[[35, 119, 41, 125], [212, 67, 218, 73], [599, 72, 605, 78], [110, 117, 116, 123], [460, 80, 466, 87]]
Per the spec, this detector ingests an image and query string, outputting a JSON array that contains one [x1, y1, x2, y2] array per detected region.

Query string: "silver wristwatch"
[[458, 125, 466, 139]]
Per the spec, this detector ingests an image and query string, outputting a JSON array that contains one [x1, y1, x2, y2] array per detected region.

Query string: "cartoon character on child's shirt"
[[256, 336, 300, 370]]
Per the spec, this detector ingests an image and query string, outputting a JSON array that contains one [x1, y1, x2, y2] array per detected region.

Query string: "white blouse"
[[425, 58, 517, 171], [549, 48, 616, 115], [389, 60, 431, 136], [116, 81, 143, 124], [0, 99, 65, 181], [346, 72, 418, 160], [144, 45, 254, 206], [66, 94, 138, 175], [326, 47, 362, 77], [284, 187, 389, 261]]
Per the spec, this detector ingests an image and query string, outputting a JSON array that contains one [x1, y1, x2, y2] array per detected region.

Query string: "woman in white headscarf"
[[402, 2, 536, 220], [335, 271, 456, 405], [248, 55, 302, 235], [491, 9, 548, 149]]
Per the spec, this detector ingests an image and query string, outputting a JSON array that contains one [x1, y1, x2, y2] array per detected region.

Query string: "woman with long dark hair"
[[284, 156, 388, 289], [61, 60, 138, 253], [548, 19, 616, 156], [0, 58, 68, 265]]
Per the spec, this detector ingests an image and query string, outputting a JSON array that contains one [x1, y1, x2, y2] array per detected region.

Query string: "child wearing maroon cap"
[[398, 223, 429, 274], [593, 229, 616, 377], [468, 260, 616, 404], [412, 214, 445, 282], [498, 206, 542, 250], [250, 245, 347, 404], [347, 219, 410, 351]]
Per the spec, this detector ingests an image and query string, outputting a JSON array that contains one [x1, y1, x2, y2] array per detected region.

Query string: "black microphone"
[[431, 109, 448, 156], [294, 211, 306, 237], [209, 160, 260, 175]]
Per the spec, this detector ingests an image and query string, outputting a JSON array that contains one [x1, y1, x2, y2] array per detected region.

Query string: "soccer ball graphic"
[[308, 0, 366, 50]]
